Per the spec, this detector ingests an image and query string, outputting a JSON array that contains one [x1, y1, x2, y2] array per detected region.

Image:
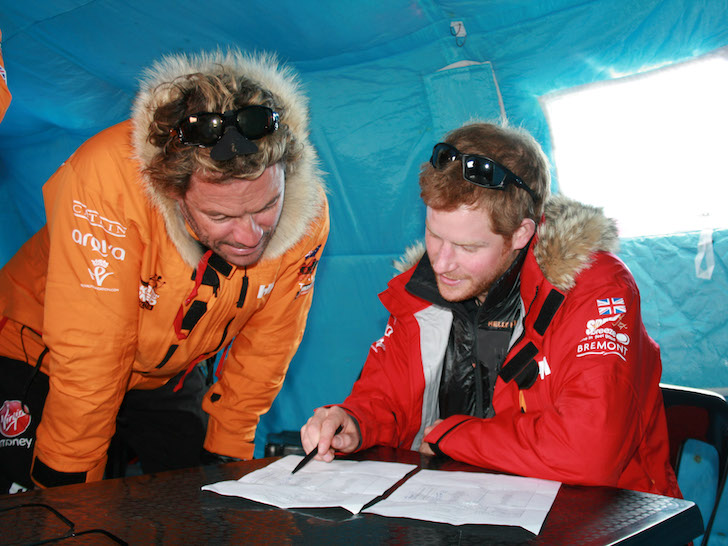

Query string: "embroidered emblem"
[[299, 244, 321, 280], [577, 315, 631, 362], [295, 244, 322, 299], [597, 297, 626, 316], [139, 275, 164, 310]]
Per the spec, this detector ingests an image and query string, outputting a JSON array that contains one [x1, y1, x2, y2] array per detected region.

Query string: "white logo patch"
[[72, 200, 127, 237], [72, 229, 126, 260], [538, 357, 551, 380], [257, 283, 275, 299], [372, 324, 394, 353], [80, 259, 119, 292]]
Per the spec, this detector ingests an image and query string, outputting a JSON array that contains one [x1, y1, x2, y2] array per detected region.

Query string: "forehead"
[[426, 204, 497, 241], [184, 164, 284, 212]]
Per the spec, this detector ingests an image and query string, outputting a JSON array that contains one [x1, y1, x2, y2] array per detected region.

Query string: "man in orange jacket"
[[0, 49, 329, 492]]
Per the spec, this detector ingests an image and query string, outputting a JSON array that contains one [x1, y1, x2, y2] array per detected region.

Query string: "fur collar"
[[130, 49, 325, 267], [395, 194, 619, 292]]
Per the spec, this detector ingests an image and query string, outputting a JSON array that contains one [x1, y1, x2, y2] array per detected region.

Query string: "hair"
[[142, 67, 303, 197], [419, 122, 551, 238]]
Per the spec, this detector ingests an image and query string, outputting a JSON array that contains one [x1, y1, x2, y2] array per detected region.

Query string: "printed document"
[[363, 469, 560, 534], [202, 455, 416, 514], [202, 456, 560, 534]]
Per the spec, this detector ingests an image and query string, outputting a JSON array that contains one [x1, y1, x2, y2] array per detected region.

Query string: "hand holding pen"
[[295, 406, 360, 473]]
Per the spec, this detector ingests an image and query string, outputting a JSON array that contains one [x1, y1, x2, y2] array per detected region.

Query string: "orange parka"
[[0, 52, 329, 484]]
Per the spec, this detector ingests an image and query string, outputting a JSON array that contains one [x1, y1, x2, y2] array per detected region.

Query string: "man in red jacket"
[[301, 121, 680, 498]]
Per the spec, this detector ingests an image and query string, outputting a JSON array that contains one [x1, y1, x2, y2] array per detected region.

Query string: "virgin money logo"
[[0, 400, 31, 438]]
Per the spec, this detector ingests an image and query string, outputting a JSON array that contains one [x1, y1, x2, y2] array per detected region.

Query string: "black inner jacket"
[[405, 243, 529, 418]]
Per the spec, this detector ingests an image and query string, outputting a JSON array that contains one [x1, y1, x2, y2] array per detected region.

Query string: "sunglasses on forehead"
[[175, 105, 280, 147], [430, 142, 538, 203]]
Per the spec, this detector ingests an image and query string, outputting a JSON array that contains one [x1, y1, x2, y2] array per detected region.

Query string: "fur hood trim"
[[394, 194, 619, 292], [131, 49, 325, 267]]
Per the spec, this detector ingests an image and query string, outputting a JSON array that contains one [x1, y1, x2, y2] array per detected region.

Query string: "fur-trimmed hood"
[[395, 194, 619, 292], [131, 49, 325, 267]]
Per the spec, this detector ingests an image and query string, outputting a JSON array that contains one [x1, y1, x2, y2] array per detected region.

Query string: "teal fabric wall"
[[0, 0, 726, 457]]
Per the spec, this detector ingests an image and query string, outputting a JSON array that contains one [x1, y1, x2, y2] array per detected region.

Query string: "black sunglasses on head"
[[430, 142, 538, 203], [175, 105, 279, 147]]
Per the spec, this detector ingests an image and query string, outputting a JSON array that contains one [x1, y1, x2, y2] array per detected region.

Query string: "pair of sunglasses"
[[430, 142, 538, 203], [175, 105, 279, 147]]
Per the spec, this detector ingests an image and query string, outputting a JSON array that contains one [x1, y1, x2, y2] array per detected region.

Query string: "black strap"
[[499, 342, 540, 390], [533, 289, 565, 335], [20, 347, 48, 409], [237, 271, 249, 308], [155, 345, 178, 369]]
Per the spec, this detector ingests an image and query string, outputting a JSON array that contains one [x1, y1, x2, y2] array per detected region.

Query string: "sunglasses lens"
[[236, 106, 279, 140], [431, 143, 459, 168], [463, 156, 495, 185], [179, 113, 224, 146]]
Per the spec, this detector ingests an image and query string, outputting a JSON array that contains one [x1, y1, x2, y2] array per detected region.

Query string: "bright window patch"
[[542, 50, 728, 238]]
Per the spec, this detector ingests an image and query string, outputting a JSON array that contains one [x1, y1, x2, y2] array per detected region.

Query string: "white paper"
[[202, 455, 416, 514], [362, 469, 560, 535]]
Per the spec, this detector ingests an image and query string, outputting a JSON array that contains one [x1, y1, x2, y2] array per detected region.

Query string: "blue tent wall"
[[1, 0, 727, 458]]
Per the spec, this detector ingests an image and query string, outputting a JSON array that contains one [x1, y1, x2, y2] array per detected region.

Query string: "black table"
[[0, 447, 703, 545]]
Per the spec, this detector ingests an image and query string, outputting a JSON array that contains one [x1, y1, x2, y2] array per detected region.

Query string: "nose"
[[231, 215, 264, 248], [430, 241, 456, 274]]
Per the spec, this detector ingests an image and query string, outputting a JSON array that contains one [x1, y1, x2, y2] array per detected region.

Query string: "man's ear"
[[512, 218, 536, 251]]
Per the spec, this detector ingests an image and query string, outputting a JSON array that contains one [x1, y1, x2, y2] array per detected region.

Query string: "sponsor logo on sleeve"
[[372, 323, 395, 353], [80, 259, 119, 292], [72, 229, 126, 261], [576, 314, 630, 361], [72, 200, 127, 238]]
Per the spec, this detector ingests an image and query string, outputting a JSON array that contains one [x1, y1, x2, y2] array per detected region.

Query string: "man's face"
[[176, 163, 285, 267], [425, 204, 521, 303]]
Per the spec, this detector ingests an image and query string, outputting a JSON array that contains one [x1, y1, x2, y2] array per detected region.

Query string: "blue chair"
[[661, 383, 728, 546]]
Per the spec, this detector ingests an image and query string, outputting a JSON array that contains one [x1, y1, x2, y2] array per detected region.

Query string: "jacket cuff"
[[30, 455, 106, 488], [425, 415, 474, 457], [204, 420, 255, 460]]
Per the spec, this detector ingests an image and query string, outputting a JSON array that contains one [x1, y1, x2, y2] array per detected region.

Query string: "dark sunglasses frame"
[[175, 105, 279, 147], [430, 142, 538, 203]]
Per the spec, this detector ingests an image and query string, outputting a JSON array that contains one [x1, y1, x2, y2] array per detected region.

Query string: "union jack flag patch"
[[597, 297, 626, 316]]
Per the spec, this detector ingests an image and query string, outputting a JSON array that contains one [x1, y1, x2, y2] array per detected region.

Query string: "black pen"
[[291, 424, 343, 474]]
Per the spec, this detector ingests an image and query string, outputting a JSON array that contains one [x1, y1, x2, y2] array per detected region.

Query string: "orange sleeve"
[[33, 127, 143, 484]]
